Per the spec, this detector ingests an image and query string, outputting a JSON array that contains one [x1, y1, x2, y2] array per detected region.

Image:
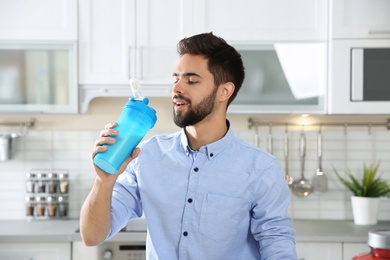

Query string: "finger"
[[104, 122, 117, 130], [100, 128, 118, 137]]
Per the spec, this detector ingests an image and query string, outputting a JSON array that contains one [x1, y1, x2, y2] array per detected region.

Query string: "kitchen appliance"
[[353, 229, 390, 259], [329, 39, 390, 114], [73, 219, 147, 260]]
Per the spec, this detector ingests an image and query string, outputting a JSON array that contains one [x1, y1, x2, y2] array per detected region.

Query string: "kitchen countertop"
[[0, 219, 389, 244]]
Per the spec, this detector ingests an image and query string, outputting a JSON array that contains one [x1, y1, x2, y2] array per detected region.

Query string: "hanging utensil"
[[254, 126, 260, 148], [292, 127, 314, 197], [284, 125, 293, 186], [312, 126, 328, 193], [267, 123, 273, 153]]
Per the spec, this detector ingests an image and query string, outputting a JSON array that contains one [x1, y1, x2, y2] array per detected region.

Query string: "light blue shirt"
[[106, 121, 297, 260]]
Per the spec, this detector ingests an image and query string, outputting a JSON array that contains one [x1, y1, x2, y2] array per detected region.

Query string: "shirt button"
[[183, 231, 188, 236], [210, 153, 214, 157], [194, 167, 199, 172], [187, 198, 193, 203]]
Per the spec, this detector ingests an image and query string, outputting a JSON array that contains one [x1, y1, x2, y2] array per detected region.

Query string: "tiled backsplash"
[[0, 124, 389, 221]]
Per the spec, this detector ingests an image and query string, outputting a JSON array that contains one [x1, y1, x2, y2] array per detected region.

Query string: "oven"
[[73, 219, 147, 260]]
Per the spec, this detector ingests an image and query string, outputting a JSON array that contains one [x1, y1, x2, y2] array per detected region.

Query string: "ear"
[[219, 82, 235, 102]]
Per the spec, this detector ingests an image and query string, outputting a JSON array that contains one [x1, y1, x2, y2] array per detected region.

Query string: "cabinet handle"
[[368, 30, 390, 35]]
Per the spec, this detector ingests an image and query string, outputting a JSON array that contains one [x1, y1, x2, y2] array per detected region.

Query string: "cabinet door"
[[136, 0, 182, 84], [0, 0, 77, 41], [296, 242, 342, 260], [187, 0, 328, 41], [332, 0, 390, 39], [343, 243, 369, 260], [0, 243, 71, 260], [78, 0, 136, 85]]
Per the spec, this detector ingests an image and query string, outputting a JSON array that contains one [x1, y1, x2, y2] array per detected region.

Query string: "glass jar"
[[58, 196, 68, 217], [36, 173, 47, 193], [353, 230, 390, 259], [26, 173, 36, 193], [47, 173, 58, 194], [35, 196, 46, 217], [25, 196, 35, 217], [59, 173, 69, 194], [47, 196, 57, 217]]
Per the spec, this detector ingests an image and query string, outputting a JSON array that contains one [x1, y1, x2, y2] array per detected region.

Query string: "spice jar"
[[353, 230, 390, 259], [47, 173, 58, 194], [25, 196, 35, 217], [47, 196, 57, 217], [36, 173, 47, 193], [35, 196, 46, 217], [26, 173, 36, 193], [58, 196, 68, 217], [59, 173, 69, 194]]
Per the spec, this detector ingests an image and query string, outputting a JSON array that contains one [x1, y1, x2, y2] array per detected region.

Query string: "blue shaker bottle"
[[93, 79, 157, 175]]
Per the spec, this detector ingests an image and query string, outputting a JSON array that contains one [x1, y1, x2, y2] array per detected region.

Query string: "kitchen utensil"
[[0, 133, 19, 161], [254, 126, 260, 148], [292, 129, 314, 197], [312, 127, 328, 193], [284, 126, 293, 186], [267, 123, 273, 153]]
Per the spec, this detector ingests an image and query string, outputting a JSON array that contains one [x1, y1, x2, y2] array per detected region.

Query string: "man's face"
[[172, 54, 218, 128]]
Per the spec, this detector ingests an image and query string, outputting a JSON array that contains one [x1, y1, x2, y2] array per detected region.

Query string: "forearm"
[[80, 177, 116, 246]]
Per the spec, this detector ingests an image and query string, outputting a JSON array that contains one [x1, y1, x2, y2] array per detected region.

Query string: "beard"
[[173, 86, 218, 128]]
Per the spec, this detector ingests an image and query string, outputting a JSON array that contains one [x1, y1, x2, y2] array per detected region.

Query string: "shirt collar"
[[180, 119, 234, 160]]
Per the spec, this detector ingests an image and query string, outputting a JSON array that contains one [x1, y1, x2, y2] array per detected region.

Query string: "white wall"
[[0, 97, 389, 221]]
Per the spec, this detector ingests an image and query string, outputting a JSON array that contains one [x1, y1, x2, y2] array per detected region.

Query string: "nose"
[[172, 79, 183, 95]]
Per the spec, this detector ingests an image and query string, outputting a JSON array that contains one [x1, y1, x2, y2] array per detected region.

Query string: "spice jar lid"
[[368, 229, 390, 249], [26, 173, 36, 179], [47, 196, 57, 203], [48, 173, 58, 179], [37, 173, 47, 179], [25, 196, 35, 202], [35, 196, 46, 202], [58, 196, 68, 203], [59, 173, 68, 179]]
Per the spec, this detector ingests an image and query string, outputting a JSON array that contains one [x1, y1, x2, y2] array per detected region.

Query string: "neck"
[[185, 116, 227, 151]]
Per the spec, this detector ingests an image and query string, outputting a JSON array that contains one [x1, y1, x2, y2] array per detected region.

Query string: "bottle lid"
[[125, 98, 157, 128], [368, 229, 390, 249]]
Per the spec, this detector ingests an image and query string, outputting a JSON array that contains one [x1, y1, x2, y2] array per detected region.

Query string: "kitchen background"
[[0, 97, 389, 221], [0, 0, 390, 222]]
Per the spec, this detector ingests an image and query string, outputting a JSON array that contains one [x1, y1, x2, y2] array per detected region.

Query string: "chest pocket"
[[199, 193, 246, 242]]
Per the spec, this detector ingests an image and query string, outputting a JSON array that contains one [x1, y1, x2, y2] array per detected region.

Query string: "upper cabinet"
[[0, 0, 78, 114], [78, 0, 182, 112], [332, 0, 390, 39], [0, 0, 77, 41], [183, 0, 328, 42]]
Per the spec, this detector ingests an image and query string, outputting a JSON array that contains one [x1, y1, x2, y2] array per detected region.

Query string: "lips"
[[173, 95, 190, 110]]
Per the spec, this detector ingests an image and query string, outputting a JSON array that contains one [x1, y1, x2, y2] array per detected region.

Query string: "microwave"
[[329, 39, 390, 114]]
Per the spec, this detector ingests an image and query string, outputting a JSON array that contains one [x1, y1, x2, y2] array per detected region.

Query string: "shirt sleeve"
[[105, 164, 144, 241], [250, 158, 297, 260]]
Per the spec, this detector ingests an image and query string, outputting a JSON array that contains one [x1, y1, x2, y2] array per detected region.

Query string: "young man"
[[80, 32, 297, 259]]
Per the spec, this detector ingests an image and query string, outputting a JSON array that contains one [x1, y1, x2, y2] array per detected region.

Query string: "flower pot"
[[351, 196, 380, 225]]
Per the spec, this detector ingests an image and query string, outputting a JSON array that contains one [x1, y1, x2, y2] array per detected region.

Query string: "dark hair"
[[177, 32, 245, 107]]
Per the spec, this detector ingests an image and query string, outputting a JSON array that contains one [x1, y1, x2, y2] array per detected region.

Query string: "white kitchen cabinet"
[[343, 243, 369, 260], [296, 242, 342, 260], [78, 0, 180, 85], [183, 0, 328, 42], [78, 0, 180, 112], [0, 242, 71, 260], [332, 0, 390, 39], [0, 0, 77, 41]]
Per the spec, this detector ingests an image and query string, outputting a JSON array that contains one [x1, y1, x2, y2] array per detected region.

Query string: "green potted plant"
[[334, 162, 390, 225]]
